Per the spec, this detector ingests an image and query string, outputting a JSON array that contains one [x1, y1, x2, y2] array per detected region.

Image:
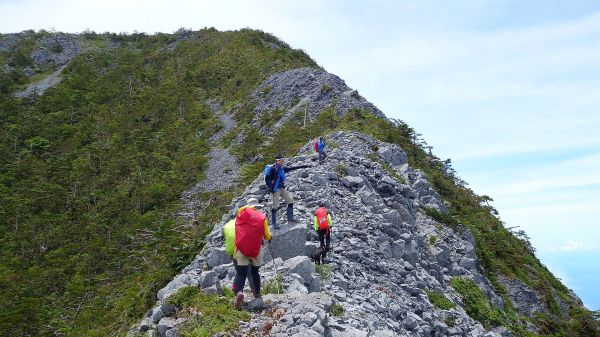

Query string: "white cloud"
[[548, 239, 599, 252]]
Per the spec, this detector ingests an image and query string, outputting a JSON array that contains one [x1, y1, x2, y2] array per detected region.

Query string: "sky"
[[1, 0, 599, 310]]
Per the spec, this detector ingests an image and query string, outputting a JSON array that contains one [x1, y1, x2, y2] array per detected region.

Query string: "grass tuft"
[[167, 287, 250, 337], [426, 290, 455, 310]]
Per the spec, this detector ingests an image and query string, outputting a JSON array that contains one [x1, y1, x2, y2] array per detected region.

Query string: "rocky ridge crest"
[[251, 67, 386, 134], [133, 131, 514, 337]]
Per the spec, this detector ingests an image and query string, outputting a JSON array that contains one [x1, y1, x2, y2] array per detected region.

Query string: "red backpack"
[[235, 207, 266, 258], [315, 207, 329, 230]]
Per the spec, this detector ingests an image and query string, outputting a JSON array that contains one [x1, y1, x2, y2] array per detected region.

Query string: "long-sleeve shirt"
[[267, 164, 310, 191]]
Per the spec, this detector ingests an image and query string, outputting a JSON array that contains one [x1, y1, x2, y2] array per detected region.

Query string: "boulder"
[[157, 317, 177, 337], [199, 271, 218, 289], [341, 176, 364, 188], [151, 308, 164, 324], [404, 312, 423, 330], [206, 247, 231, 268], [157, 274, 190, 301], [282, 256, 315, 285], [379, 145, 408, 167], [269, 224, 307, 261]]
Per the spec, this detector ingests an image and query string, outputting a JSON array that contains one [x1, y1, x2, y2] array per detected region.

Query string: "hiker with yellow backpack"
[[313, 201, 333, 263], [223, 219, 257, 297], [224, 198, 272, 309]]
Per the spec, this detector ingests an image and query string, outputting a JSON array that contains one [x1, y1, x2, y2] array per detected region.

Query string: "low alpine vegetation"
[[167, 287, 251, 337], [426, 290, 455, 310], [332, 303, 345, 317], [262, 272, 284, 295], [451, 277, 503, 328]]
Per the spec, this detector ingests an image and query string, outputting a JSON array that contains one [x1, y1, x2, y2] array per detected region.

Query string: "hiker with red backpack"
[[313, 201, 333, 262], [231, 198, 272, 309], [223, 218, 256, 295], [264, 155, 310, 230]]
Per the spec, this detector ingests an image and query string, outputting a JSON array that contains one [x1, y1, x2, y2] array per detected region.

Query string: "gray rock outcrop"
[[250, 67, 386, 134]]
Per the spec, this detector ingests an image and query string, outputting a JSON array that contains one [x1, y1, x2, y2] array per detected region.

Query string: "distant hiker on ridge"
[[264, 154, 310, 230], [316, 136, 326, 163], [313, 201, 333, 263], [231, 198, 271, 309]]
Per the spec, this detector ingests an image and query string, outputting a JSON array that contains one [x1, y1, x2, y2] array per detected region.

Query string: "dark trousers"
[[233, 263, 261, 297], [317, 228, 331, 258], [318, 150, 326, 162], [233, 260, 255, 291]]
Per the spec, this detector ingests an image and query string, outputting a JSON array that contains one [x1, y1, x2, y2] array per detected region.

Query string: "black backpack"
[[264, 164, 276, 189]]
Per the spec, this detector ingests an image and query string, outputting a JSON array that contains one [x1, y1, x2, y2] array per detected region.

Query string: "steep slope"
[[0, 29, 318, 337], [1, 29, 597, 337]]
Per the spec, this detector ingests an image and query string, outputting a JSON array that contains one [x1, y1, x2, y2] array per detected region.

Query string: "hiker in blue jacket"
[[265, 154, 310, 229], [317, 137, 326, 163]]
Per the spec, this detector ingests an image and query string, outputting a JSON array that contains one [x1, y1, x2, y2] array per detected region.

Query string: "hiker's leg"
[[234, 259, 254, 293], [250, 249, 263, 297], [272, 189, 281, 210], [277, 189, 294, 206], [232, 261, 248, 294], [318, 229, 327, 258], [325, 230, 331, 251], [271, 208, 278, 229], [246, 265, 254, 293], [318, 229, 326, 248], [282, 190, 297, 222], [271, 190, 281, 228], [250, 265, 261, 297]]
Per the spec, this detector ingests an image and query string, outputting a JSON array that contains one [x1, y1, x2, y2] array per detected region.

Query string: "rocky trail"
[[133, 131, 513, 337]]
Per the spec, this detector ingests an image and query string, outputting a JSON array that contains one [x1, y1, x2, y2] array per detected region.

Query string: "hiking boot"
[[286, 204, 298, 223], [235, 292, 244, 310]]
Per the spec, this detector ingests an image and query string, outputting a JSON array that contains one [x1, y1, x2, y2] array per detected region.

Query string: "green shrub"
[[426, 290, 455, 310], [334, 163, 348, 177], [424, 207, 459, 229], [332, 303, 344, 317], [262, 85, 272, 95], [320, 84, 332, 93], [451, 277, 503, 328], [223, 287, 234, 299], [316, 264, 332, 280], [428, 235, 438, 246], [262, 273, 283, 295], [50, 43, 64, 53]]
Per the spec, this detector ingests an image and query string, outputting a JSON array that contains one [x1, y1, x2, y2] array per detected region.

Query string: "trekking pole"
[[267, 243, 281, 295], [330, 228, 333, 253]]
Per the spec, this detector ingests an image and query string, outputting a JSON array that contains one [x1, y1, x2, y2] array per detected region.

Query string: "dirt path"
[[15, 64, 68, 98]]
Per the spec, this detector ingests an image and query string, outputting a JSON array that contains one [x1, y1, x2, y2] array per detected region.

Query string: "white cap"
[[247, 197, 261, 208]]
